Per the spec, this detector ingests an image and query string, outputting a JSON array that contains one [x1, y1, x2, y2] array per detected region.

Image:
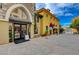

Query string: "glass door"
[[20, 25, 27, 39], [14, 24, 21, 40]]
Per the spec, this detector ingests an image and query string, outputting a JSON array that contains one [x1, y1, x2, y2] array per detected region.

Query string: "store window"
[[9, 25, 13, 42], [21, 25, 27, 35], [14, 25, 20, 39]]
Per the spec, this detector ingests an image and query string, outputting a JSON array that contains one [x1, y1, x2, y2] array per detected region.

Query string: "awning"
[[9, 17, 32, 24]]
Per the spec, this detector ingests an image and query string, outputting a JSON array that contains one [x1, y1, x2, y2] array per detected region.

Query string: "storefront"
[[0, 4, 33, 44], [9, 19, 31, 44], [8, 4, 32, 44]]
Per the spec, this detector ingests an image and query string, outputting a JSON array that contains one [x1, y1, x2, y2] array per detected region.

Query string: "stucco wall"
[[72, 28, 78, 33], [0, 20, 9, 44], [41, 14, 50, 35], [0, 4, 34, 44]]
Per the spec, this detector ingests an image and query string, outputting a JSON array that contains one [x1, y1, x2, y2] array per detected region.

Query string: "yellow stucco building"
[[34, 8, 60, 36]]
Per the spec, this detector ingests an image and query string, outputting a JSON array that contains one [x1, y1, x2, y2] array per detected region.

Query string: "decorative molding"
[[5, 4, 32, 23]]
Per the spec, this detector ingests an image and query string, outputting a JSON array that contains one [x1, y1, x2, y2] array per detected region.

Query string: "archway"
[[5, 4, 32, 43], [5, 4, 32, 22]]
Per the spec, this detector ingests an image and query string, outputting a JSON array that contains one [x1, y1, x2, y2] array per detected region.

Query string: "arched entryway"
[[5, 4, 32, 44]]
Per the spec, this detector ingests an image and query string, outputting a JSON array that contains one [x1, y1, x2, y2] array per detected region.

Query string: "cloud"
[[36, 3, 79, 16], [64, 13, 73, 16], [62, 23, 72, 26], [55, 3, 74, 8], [61, 22, 71, 25], [44, 3, 76, 16], [36, 3, 79, 26], [36, 3, 46, 10]]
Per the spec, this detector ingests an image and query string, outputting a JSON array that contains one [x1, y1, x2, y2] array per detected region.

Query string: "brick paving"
[[0, 33, 79, 55]]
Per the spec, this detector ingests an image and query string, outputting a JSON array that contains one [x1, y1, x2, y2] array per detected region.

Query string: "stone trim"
[[5, 4, 32, 23]]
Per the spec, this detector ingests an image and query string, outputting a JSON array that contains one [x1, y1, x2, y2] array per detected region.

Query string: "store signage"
[[25, 35, 29, 40]]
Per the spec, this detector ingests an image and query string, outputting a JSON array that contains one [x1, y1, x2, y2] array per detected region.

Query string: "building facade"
[[34, 8, 60, 36], [0, 3, 35, 44], [0, 4, 60, 44], [71, 16, 79, 34]]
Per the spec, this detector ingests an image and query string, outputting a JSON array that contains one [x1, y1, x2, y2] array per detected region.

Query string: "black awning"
[[9, 19, 32, 24]]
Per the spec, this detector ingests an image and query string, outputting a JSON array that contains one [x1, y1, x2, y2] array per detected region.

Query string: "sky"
[[36, 3, 79, 27]]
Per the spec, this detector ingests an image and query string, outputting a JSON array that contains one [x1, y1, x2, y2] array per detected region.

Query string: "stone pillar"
[[30, 23, 34, 38]]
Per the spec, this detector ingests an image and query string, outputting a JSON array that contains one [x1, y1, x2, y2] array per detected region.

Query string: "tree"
[[70, 19, 79, 28], [70, 19, 79, 34]]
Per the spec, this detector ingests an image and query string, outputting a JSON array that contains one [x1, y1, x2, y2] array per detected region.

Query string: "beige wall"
[[0, 20, 9, 44], [72, 28, 78, 33], [30, 23, 34, 38], [0, 3, 35, 19], [0, 3, 35, 44]]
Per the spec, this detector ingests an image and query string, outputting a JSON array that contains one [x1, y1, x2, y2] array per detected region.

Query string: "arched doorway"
[[5, 4, 32, 43]]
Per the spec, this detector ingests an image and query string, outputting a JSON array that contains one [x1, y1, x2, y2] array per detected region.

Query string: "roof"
[[34, 8, 54, 16], [34, 8, 59, 21]]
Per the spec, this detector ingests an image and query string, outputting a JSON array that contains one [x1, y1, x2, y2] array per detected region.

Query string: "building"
[[34, 8, 60, 36], [0, 3, 35, 44], [71, 16, 79, 34], [0, 4, 60, 44], [51, 16, 59, 34]]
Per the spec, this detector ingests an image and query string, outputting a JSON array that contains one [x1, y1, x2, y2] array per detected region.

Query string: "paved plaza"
[[0, 33, 79, 55]]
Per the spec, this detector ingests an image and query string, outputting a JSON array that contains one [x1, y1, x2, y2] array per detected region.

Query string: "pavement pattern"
[[0, 33, 79, 55]]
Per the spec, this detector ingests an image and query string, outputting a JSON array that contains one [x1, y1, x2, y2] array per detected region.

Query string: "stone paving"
[[0, 33, 79, 55]]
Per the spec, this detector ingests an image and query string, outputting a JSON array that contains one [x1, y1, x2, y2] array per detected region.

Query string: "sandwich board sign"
[[25, 35, 29, 40]]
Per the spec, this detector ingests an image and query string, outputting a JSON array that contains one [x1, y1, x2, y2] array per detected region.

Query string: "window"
[[50, 16, 52, 19], [14, 25, 20, 39], [34, 24, 38, 34], [39, 15, 43, 19], [46, 13, 48, 17], [37, 16, 39, 22], [9, 25, 13, 42], [22, 25, 27, 35]]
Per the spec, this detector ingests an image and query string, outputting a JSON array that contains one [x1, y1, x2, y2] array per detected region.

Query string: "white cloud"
[[64, 13, 73, 16], [36, 3, 78, 16], [55, 3, 73, 8], [53, 10, 65, 16], [36, 3, 46, 10], [63, 23, 72, 26], [43, 3, 75, 16], [45, 3, 51, 9], [44, 3, 66, 16]]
